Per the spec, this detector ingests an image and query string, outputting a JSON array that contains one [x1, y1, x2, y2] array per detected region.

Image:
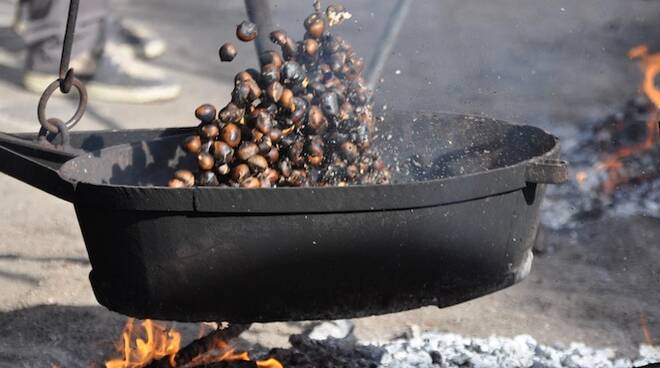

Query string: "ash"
[[375, 332, 659, 368], [259, 322, 660, 368], [541, 96, 659, 229]]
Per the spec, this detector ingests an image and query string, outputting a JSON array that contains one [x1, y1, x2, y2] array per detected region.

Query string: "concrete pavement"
[[0, 1, 659, 366]]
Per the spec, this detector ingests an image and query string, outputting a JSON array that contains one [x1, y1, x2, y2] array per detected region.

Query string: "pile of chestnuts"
[[168, 2, 390, 189]]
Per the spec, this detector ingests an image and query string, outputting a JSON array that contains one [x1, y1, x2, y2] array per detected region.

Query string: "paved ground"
[[0, 1, 658, 367]]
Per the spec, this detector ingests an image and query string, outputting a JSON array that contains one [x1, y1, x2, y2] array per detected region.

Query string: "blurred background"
[[1, 0, 657, 131], [0, 0, 658, 366]]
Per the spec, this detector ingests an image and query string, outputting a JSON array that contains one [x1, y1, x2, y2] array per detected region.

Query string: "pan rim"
[[60, 112, 562, 213]]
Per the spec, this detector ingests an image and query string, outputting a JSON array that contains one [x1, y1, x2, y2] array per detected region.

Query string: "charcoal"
[[267, 334, 384, 368]]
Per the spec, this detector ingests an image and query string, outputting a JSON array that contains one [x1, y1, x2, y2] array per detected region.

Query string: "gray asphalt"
[[0, 1, 659, 366]]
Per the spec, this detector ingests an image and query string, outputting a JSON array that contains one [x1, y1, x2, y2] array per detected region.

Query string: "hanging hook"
[[58, 0, 79, 93], [36, 0, 87, 137]]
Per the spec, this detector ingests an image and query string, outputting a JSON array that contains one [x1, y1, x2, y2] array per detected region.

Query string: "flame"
[[627, 44, 660, 150], [186, 339, 283, 367], [105, 319, 283, 368], [640, 312, 655, 346], [575, 171, 588, 186], [629, 45, 660, 108], [596, 45, 660, 193], [105, 319, 181, 368]]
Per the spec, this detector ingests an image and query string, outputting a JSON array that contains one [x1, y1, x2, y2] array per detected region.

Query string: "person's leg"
[[23, 0, 108, 76], [117, 18, 167, 60], [22, 0, 180, 103]]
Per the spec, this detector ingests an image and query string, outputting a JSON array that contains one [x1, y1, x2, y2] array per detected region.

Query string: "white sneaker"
[[24, 42, 180, 104]]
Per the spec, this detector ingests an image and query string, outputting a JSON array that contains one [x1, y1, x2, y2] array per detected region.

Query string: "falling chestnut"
[[219, 42, 237, 62], [236, 21, 258, 42], [183, 135, 202, 154], [169, 2, 390, 189], [195, 104, 217, 123], [198, 152, 215, 171]]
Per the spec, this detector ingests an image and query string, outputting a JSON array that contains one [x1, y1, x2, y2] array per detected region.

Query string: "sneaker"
[[118, 19, 167, 60], [23, 49, 98, 90], [24, 42, 181, 103]]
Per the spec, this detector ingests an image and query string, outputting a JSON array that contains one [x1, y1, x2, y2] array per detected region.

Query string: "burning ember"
[[575, 44, 659, 194], [105, 319, 282, 368], [629, 45, 660, 108], [542, 44, 660, 228]]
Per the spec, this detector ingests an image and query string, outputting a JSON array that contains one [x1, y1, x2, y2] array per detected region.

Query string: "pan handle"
[[525, 158, 569, 184], [0, 132, 75, 202]]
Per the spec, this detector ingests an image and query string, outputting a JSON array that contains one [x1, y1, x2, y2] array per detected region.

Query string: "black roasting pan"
[[0, 112, 567, 322]]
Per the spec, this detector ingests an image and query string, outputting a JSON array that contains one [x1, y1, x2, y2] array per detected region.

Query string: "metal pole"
[[244, 0, 276, 62], [59, 0, 79, 86], [365, 0, 413, 90]]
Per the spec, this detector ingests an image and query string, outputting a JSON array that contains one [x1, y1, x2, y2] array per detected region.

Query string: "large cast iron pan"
[[0, 112, 567, 323]]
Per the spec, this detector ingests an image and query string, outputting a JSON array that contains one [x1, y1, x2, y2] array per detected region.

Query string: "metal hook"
[[37, 77, 87, 134], [35, 0, 87, 141], [58, 0, 80, 93]]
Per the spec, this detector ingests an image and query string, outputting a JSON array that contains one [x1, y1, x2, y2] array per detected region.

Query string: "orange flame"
[[629, 45, 660, 108], [187, 339, 282, 368], [640, 312, 655, 346], [575, 171, 588, 186], [597, 45, 660, 193], [105, 319, 283, 368], [628, 44, 660, 150], [105, 319, 181, 368]]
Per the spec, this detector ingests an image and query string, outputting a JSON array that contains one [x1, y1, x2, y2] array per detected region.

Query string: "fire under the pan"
[[101, 319, 660, 368]]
